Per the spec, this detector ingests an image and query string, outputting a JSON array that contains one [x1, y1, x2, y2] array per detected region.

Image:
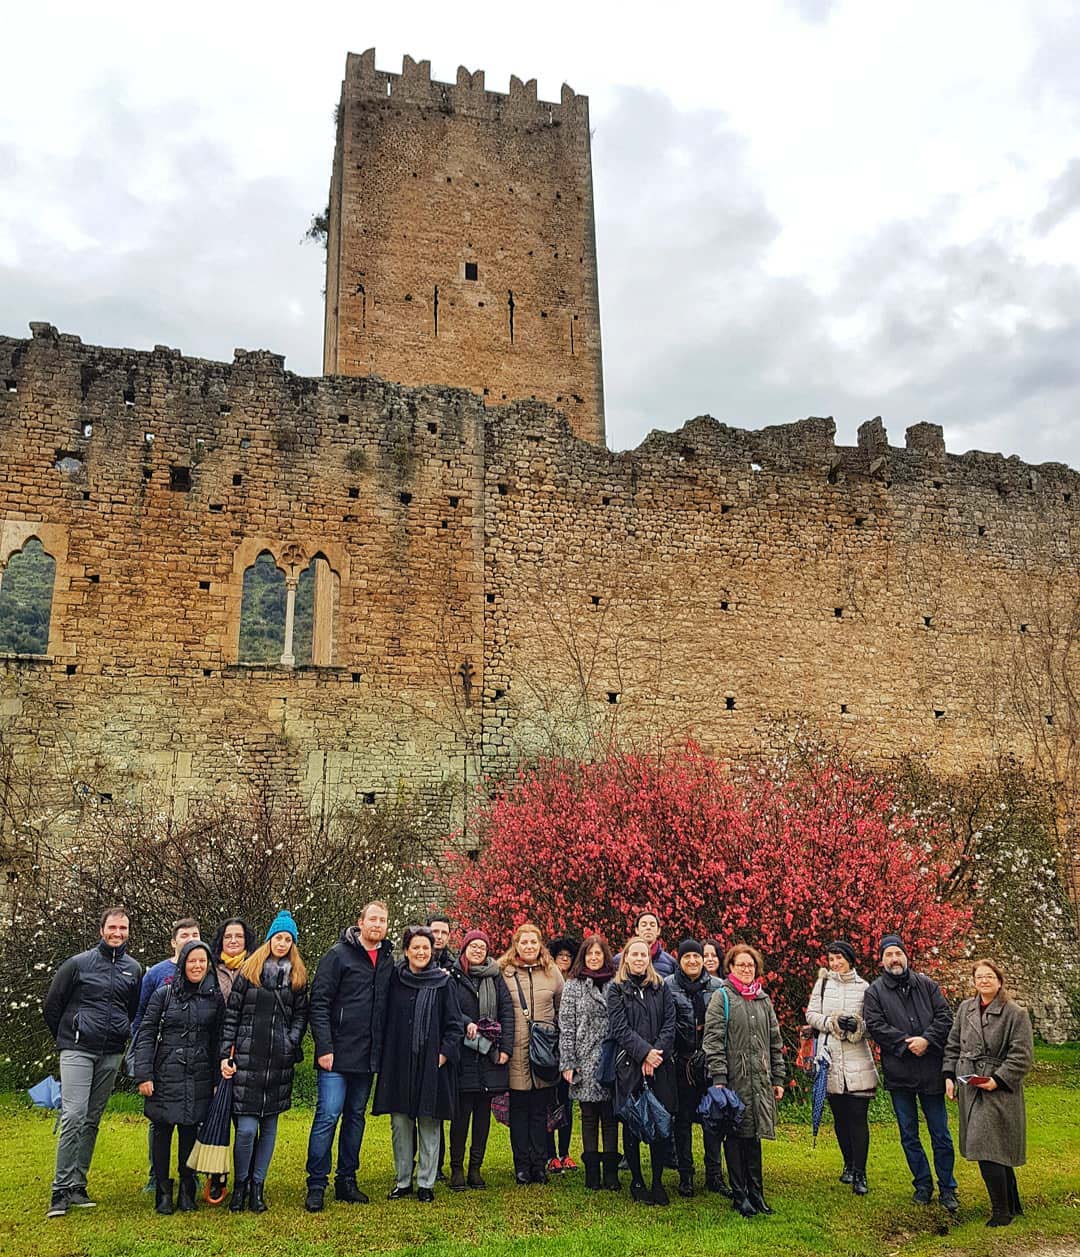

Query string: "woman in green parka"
[[702, 943, 785, 1218], [943, 958, 1033, 1228]]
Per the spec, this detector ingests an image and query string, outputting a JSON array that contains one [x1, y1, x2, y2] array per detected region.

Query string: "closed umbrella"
[[810, 1039, 832, 1145], [187, 1070, 233, 1178]]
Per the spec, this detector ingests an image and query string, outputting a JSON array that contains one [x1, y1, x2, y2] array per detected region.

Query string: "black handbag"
[[512, 973, 561, 1085]]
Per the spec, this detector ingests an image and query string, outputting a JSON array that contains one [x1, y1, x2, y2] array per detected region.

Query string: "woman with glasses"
[[703, 943, 785, 1218]]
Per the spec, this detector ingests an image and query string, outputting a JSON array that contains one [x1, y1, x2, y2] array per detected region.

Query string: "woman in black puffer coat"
[[134, 940, 224, 1215], [220, 911, 309, 1214], [447, 929, 516, 1190], [608, 936, 677, 1207]]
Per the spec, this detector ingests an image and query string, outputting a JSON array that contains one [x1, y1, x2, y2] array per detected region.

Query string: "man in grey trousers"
[[42, 906, 142, 1218]]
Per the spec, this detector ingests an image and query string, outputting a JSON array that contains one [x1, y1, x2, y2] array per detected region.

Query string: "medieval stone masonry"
[[1, 51, 1079, 905]]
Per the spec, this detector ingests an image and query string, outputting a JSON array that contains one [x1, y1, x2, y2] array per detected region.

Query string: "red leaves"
[[445, 745, 971, 1039]]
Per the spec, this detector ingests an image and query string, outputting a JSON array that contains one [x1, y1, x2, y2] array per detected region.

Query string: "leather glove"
[[837, 1015, 858, 1033]]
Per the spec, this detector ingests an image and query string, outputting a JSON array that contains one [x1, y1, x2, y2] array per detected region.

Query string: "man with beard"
[[864, 934, 958, 1212]]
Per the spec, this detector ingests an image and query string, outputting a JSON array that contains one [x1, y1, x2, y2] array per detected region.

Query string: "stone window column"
[[280, 576, 299, 667]]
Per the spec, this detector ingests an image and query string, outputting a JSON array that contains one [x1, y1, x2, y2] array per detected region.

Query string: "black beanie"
[[826, 940, 856, 968], [879, 933, 907, 961], [677, 938, 704, 960]]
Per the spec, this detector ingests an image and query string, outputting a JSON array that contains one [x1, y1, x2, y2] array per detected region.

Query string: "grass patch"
[[3, 1046, 1077, 1257]]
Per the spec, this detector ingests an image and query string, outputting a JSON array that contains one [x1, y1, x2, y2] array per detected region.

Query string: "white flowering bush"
[[898, 756, 1080, 1041], [0, 781, 445, 1085]]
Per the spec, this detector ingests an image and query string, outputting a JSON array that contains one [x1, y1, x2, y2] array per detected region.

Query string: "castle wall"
[[2, 326, 1079, 900], [324, 50, 605, 446]]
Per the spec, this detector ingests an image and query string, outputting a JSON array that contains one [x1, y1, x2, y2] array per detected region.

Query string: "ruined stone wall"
[[0, 324, 486, 832], [2, 325, 1079, 901], [324, 50, 605, 446]]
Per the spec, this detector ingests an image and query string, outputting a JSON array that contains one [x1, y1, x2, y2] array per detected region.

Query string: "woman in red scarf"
[[702, 944, 785, 1218]]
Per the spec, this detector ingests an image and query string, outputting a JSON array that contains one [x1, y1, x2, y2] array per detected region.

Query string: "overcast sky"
[[3, 0, 1080, 466]]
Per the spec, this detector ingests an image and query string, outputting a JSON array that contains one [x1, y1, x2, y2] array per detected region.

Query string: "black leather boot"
[[449, 1165, 467, 1192], [582, 1152, 602, 1191], [601, 1151, 621, 1191], [155, 1178, 174, 1215], [980, 1161, 1012, 1227], [1007, 1167, 1023, 1217], [678, 1169, 695, 1198], [726, 1139, 757, 1217], [229, 1179, 249, 1213], [852, 1171, 868, 1196], [177, 1171, 198, 1212], [249, 1181, 267, 1213], [745, 1139, 773, 1215], [466, 1157, 487, 1189]]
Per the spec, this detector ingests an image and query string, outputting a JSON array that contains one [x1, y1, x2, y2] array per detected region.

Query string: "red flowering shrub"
[[445, 743, 971, 1047]]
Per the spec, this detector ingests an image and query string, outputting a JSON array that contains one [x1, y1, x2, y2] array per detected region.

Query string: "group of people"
[[41, 903, 1034, 1230]]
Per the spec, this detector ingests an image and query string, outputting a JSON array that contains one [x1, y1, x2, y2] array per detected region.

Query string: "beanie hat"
[[826, 940, 856, 968], [460, 928, 491, 952], [265, 910, 299, 943], [677, 938, 704, 959], [879, 933, 906, 961]]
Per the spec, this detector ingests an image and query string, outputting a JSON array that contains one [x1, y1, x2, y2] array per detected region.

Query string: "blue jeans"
[[234, 1113, 279, 1184], [305, 1069, 373, 1189], [890, 1090, 956, 1193]]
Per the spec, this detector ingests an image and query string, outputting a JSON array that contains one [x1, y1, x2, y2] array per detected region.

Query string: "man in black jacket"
[[304, 900, 394, 1212], [863, 933, 958, 1211], [42, 906, 142, 1218]]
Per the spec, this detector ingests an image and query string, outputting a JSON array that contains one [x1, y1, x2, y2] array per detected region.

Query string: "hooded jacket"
[[308, 926, 394, 1074], [43, 939, 142, 1056], [133, 940, 224, 1127], [863, 965, 952, 1093], [221, 958, 309, 1117], [702, 978, 785, 1140]]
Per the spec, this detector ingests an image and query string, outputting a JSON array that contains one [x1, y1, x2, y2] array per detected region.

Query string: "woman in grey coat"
[[805, 940, 878, 1196], [703, 943, 785, 1218], [559, 935, 618, 1190], [943, 958, 1033, 1227]]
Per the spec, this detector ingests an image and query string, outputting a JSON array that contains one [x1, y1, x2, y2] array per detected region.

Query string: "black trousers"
[[509, 1089, 549, 1176], [545, 1078, 573, 1159], [673, 1078, 722, 1176], [828, 1093, 871, 1174], [448, 1091, 492, 1167], [979, 1160, 1022, 1217], [623, 1131, 667, 1185], [151, 1121, 197, 1184], [579, 1099, 619, 1154]]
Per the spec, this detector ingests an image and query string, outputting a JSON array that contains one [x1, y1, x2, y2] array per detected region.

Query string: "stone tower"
[[322, 49, 606, 445]]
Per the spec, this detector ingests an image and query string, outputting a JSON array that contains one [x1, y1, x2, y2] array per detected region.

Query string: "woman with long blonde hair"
[[500, 922, 564, 1184], [219, 911, 309, 1213]]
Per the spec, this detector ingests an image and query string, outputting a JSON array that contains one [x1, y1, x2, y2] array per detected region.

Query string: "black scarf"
[[882, 966, 912, 995], [397, 960, 449, 1055], [673, 968, 711, 1024]]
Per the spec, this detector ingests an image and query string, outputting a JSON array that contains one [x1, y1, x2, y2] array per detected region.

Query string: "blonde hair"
[[239, 938, 308, 990], [498, 921, 557, 975], [615, 936, 662, 987]]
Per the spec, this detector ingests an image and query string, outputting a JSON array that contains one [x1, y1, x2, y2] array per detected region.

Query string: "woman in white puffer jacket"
[[806, 940, 878, 1196]]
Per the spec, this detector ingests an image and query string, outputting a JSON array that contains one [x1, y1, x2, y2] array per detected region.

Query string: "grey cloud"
[[1033, 159, 1080, 236], [593, 87, 1080, 469]]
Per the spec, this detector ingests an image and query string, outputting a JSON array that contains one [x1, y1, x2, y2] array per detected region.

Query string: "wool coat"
[[607, 976, 678, 1119], [502, 961, 564, 1091], [371, 964, 463, 1120], [863, 967, 952, 1093], [943, 994, 1033, 1167], [703, 979, 785, 1140], [220, 967, 309, 1117], [308, 928, 395, 1074], [450, 960, 516, 1093], [805, 968, 878, 1097], [133, 942, 224, 1128], [558, 976, 614, 1103]]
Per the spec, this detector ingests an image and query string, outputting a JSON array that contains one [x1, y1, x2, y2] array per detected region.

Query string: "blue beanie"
[[266, 910, 299, 943]]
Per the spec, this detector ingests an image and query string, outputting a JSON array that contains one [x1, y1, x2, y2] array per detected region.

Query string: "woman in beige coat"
[[944, 959, 1033, 1227], [806, 940, 878, 1196], [500, 922, 564, 1184]]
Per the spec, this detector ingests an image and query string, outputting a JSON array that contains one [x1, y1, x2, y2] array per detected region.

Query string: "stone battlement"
[[342, 48, 588, 130]]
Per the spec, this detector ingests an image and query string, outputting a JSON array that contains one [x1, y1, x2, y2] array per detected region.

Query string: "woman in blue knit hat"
[[219, 910, 309, 1213]]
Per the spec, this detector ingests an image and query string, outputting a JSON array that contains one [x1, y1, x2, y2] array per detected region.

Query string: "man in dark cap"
[[863, 934, 958, 1211]]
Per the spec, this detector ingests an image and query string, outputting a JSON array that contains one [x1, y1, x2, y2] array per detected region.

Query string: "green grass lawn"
[[1, 1046, 1077, 1257]]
